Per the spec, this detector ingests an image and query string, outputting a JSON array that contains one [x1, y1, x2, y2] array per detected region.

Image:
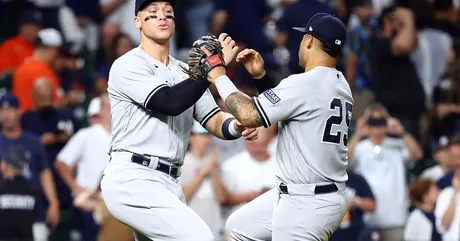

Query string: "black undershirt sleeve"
[[254, 73, 277, 94], [146, 78, 210, 116]]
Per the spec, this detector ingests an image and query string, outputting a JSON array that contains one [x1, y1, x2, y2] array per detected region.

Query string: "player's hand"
[[41, 133, 58, 146], [46, 203, 60, 228], [219, 33, 239, 66], [199, 47, 227, 83], [236, 49, 266, 79], [234, 120, 259, 141], [387, 117, 405, 135]]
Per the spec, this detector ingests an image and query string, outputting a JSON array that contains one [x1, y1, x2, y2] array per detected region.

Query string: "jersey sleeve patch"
[[263, 89, 281, 104]]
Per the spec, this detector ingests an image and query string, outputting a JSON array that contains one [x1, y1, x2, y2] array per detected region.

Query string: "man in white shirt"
[[435, 171, 460, 240], [348, 103, 423, 241], [179, 122, 223, 239], [54, 93, 111, 241], [220, 127, 277, 219]]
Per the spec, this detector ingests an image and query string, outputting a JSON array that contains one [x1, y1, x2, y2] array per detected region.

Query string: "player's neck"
[[140, 38, 171, 66], [304, 55, 336, 72], [2, 126, 22, 139]]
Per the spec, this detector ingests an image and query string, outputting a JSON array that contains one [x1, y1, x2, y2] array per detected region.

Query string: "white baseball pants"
[[226, 183, 347, 241], [100, 152, 214, 241]]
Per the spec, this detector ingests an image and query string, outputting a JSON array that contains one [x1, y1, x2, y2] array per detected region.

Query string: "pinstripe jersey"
[[107, 47, 220, 166], [252, 66, 354, 184]]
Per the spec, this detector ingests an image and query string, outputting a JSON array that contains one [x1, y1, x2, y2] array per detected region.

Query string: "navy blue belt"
[[278, 183, 338, 195], [130, 153, 181, 178]]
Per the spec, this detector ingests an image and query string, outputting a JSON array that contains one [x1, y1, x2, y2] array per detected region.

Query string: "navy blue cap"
[[293, 13, 347, 51], [19, 10, 43, 26], [135, 0, 178, 15], [432, 136, 449, 153], [2, 146, 27, 170], [0, 93, 19, 109]]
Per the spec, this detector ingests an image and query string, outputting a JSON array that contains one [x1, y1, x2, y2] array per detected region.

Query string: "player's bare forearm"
[[204, 111, 234, 140], [225, 92, 264, 128]]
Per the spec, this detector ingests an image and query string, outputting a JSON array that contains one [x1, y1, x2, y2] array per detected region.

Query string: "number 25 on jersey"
[[322, 98, 353, 146]]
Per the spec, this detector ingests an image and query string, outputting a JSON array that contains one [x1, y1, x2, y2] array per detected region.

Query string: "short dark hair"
[[318, 41, 341, 58]]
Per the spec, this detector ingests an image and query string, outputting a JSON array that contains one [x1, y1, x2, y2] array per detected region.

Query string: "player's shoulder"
[[112, 47, 147, 68]]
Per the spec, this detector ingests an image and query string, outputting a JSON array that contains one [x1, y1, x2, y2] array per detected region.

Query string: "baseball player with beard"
[[186, 13, 353, 240], [100, 0, 258, 240]]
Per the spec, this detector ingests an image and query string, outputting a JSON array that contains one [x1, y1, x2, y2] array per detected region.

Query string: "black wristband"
[[255, 73, 277, 94], [221, 117, 238, 140]]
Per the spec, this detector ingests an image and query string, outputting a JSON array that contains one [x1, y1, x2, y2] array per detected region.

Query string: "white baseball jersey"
[[252, 66, 354, 184], [107, 47, 220, 165]]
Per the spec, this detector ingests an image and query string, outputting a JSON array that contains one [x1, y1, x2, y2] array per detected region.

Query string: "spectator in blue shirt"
[[21, 79, 78, 240], [276, 0, 335, 74], [330, 170, 376, 241], [437, 137, 460, 189], [0, 93, 60, 240]]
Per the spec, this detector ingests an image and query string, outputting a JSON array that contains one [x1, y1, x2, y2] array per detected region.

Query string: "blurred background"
[[0, 0, 460, 240]]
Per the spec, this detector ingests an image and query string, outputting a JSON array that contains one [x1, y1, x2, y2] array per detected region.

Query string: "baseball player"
[[187, 13, 353, 240], [100, 0, 258, 240]]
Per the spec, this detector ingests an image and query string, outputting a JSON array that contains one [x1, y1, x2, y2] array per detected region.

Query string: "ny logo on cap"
[[335, 39, 341, 45], [309, 26, 313, 31]]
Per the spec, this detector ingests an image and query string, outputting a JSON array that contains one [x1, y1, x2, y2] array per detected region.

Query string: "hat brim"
[[137, 0, 178, 15], [293, 27, 307, 33]]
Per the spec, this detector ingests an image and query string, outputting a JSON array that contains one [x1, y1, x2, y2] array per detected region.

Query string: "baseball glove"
[[182, 34, 225, 80]]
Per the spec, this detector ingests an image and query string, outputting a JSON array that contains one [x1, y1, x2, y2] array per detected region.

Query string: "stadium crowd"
[[1, 0, 460, 240]]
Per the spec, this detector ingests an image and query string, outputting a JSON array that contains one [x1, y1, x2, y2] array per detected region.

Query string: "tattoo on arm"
[[225, 92, 264, 128]]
